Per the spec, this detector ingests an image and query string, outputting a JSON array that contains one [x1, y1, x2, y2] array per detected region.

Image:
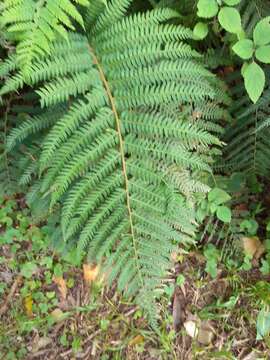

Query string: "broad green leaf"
[[241, 62, 248, 76], [21, 262, 38, 279], [53, 263, 63, 277], [197, 0, 219, 18], [260, 259, 270, 275], [216, 206, 232, 223], [176, 274, 185, 286], [240, 219, 259, 235], [205, 259, 218, 278], [208, 188, 231, 204], [193, 22, 209, 40], [223, 0, 240, 5], [255, 45, 270, 64], [256, 308, 270, 340], [232, 39, 254, 59], [253, 17, 270, 46], [218, 7, 242, 34], [243, 62, 265, 103]]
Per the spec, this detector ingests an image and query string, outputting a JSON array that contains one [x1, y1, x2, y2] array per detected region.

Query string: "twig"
[[0, 275, 22, 316]]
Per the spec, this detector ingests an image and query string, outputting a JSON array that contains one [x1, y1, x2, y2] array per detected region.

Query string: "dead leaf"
[[53, 276, 67, 300], [32, 337, 52, 353], [242, 351, 261, 360], [83, 264, 99, 284], [223, 66, 234, 75], [234, 204, 248, 212], [197, 321, 215, 345], [171, 251, 178, 262], [184, 320, 198, 338], [173, 290, 184, 331], [50, 308, 66, 322], [24, 295, 33, 317], [128, 335, 144, 346], [0, 270, 13, 284], [242, 237, 265, 259]]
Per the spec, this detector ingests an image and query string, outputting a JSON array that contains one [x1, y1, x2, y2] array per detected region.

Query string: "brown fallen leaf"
[[32, 336, 52, 353], [184, 320, 198, 338], [24, 295, 33, 317], [197, 321, 215, 345], [173, 288, 185, 331], [242, 236, 265, 259], [128, 335, 144, 346], [53, 276, 67, 300], [83, 264, 99, 284], [184, 319, 215, 346]]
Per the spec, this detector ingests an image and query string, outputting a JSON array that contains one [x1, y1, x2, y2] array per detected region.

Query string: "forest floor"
[[0, 195, 270, 360]]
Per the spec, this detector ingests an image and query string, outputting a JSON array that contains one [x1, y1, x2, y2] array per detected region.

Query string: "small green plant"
[[196, 0, 270, 103], [203, 244, 220, 278], [256, 306, 270, 340], [197, 187, 232, 224]]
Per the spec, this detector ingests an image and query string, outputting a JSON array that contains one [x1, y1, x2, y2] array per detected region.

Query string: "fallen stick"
[[0, 275, 22, 316]]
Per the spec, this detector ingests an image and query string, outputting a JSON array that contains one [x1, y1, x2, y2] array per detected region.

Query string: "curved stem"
[[89, 46, 143, 285]]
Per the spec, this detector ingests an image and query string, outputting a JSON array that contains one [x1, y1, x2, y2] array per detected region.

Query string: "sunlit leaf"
[[253, 17, 270, 46], [243, 62, 265, 103], [197, 0, 219, 18], [218, 7, 242, 34], [83, 264, 99, 284]]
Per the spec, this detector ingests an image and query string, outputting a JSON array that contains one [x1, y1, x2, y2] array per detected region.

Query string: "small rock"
[[50, 308, 66, 322]]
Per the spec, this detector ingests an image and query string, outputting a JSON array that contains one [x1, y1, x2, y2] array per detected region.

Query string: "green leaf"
[[21, 262, 38, 279], [232, 39, 254, 60], [208, 188, 231, 205], [243, 62, 265, 103], [240, 219, 259, 235], [253, 17, 270, 47], [193, 22, 209, 40], [204, 244, 220, 260], [260, 259, 270, 275], [218, 7, 242, 34], [176, 274, 185, 286], [205, 259, 218, 278], [256, 308, 270, 340], [223, 0, 240, 5], [197, 0, 219, 18], [216, 206, 232, 223], [53, 263, 63, 277], [255, 45, 270, 64], [241, 62, 248, 76], [241, 255, 252, 271]]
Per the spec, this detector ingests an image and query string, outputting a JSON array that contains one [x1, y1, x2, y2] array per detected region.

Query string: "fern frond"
[[222, 71, 270, 177], [0, 0, 89, 74], [1, 3, 227, 322]]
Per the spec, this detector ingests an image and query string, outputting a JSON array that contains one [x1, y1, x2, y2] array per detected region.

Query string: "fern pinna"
[[1, 0, 228, 322], [222, 70, 270, 177]]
